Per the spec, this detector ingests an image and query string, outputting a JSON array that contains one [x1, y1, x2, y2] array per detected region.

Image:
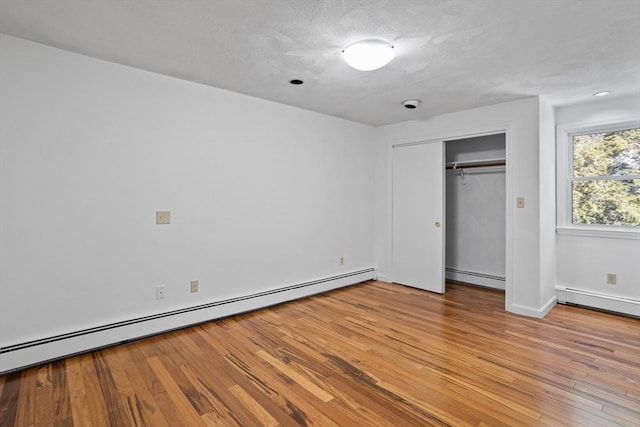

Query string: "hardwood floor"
[[1, 281, 639, 426]]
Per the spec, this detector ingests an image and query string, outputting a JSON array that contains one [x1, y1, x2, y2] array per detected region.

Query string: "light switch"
[[516, 197, 525, 209], [156, 211, 171, 224]]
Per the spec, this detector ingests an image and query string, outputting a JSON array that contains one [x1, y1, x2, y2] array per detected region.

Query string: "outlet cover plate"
[[156, 211, 171, 224]]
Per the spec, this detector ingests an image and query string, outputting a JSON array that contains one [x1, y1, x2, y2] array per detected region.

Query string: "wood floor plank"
[[91, 351, 132, 427], [153, 390, 196, 427], [322, 372, 435, 426], [78, 352, 110, 426], [256, 349, 334, 403], [153, 348, 216, 417], [227, 351, 343, 427], [0, 371, 21, 426], [195, 321, 342, 426], [146, 355, 206, 427], [1, 281, 639, 426], [34, 364, 54, 427], [178, 364, 242, 427], [13, 368, 36, 427], [172, 332, 270, 426], [50, 360, 72, 426], [65, 357, 92, 427], [126, 342, 167, 397], [115, 345, 172, 427], [228, 384, 279, 427], [201, 334, 336, 426]]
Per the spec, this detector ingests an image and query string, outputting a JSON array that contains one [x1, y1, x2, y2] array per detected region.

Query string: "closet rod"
[[445, 158, 506, 170]]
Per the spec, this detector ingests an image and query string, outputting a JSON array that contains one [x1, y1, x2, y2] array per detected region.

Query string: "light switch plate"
[[156, 211, 171, 224], [516, 197, 525, 209]]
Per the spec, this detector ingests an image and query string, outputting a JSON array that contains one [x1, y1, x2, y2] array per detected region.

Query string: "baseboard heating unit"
[[556, 286, 640, 318], [0, 268, 376, 374], [445, 267, 505, 290]]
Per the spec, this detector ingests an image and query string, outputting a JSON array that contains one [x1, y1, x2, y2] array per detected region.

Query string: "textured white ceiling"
[[0, 0, 639, 126]]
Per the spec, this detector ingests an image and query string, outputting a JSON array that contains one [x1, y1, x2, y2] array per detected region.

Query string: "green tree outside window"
[[572, 127, 640, 226]]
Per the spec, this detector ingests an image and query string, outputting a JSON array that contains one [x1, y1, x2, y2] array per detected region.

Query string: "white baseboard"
[[509, 294, 557, 319], [556, 286, 640, 317], [0, 268, 376, 374], [445, 268, 505, 290]]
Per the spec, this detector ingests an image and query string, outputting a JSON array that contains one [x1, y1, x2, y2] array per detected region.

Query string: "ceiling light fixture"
[[592, 91, 612, 97], [342, 39, 395, 71]]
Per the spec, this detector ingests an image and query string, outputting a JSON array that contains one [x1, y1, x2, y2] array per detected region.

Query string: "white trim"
[[0, 269, 375, 374], [565, 118, 640, 135], [571, 174, 640, 182], [556, 226, 640, 240], [509, 294, 557, 319], [556, 118, 640, 232], [557, 123, 571, 228], [504, 126, 515, 313], [385, 141, 393, 285], [556, 286, 640, 317]]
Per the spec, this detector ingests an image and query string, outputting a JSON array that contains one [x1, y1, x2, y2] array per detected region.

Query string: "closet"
[[445, 134, 506, 290]]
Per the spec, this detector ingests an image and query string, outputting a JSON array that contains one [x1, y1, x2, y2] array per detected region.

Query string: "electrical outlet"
[[340, 256, 345, 266], [190, 280, 199, 293], [156, 285, 165, 299], [606, 273, 617, 285]]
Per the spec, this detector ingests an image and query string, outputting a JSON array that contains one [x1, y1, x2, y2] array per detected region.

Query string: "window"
[[557, 120, 640, 234]]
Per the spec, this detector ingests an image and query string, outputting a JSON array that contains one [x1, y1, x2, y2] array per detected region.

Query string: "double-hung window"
[[557, 120, 640, 235]]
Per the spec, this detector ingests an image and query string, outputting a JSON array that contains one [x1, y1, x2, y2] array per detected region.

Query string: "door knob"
[[435, 221, 441, 228]]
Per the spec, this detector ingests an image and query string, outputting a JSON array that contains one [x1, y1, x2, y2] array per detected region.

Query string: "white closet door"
[[392, 141, 445, 293]]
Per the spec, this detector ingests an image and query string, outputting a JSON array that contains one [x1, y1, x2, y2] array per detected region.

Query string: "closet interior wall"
[[445, 134, 506, 290]]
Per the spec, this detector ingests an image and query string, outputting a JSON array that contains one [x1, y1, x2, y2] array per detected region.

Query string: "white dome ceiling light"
[[341, 39, 395, 71]]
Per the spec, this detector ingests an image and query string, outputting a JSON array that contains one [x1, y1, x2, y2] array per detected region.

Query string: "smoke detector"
[[402, 99, 421, 109]]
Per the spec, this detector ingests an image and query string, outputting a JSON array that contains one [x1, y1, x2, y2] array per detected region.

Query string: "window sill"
[[556, 226, 640, 240]]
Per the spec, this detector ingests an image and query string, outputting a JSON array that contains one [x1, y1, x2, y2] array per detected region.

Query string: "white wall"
[[539, 97, 557, 307], [0, 35, 375, 362], [375, 97, 557, 317], [555, 93, 640, 308]]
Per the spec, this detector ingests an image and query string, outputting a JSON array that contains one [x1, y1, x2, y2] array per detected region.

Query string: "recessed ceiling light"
[[341, 39, 395, 71], [592, 91, 612, 97], [290, 79, 304, 85]]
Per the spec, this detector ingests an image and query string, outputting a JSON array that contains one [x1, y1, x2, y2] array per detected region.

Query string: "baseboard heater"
[[557, 286, 640, 318], [445, 267, 505, 290], [0, 268, 375, 373]]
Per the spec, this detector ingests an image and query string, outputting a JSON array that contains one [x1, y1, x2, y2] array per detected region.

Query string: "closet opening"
[[445, 133, 506, 293]]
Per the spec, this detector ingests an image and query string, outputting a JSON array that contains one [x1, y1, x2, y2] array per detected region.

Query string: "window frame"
[[556, 118, 640, 239]]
